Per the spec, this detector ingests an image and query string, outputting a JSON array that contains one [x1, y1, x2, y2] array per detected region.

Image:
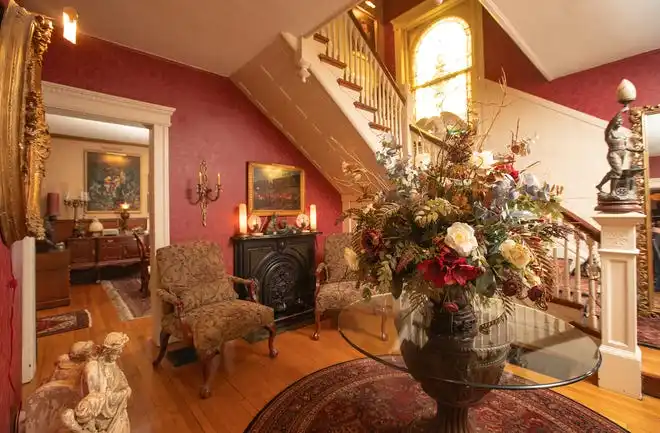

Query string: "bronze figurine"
[[595, 108, 645, 212]]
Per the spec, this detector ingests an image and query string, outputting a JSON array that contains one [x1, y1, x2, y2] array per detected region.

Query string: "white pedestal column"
[[593, 211, 644, 399]]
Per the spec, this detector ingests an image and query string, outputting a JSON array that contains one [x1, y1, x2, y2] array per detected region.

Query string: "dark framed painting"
[[85, 151, 141, 213], [248, 163, 305, 216]]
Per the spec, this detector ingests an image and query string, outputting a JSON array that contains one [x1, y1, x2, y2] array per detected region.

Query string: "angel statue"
[[62, 332, 131, 433]]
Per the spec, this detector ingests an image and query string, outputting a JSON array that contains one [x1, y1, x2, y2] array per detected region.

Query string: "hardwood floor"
[[24, 284, 660, 433]]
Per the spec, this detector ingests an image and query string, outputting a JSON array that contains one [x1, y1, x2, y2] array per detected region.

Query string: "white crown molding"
[[479, 0, 554, 81], [42, 81, 176, 127], [484, 78, 612, 129]]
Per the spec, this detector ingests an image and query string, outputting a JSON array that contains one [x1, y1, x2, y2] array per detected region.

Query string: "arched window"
[[413, 17, 472, 121]]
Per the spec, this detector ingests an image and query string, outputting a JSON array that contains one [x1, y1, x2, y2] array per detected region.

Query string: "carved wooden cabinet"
[[233, 232, 319, 325], [67, 235, 149, 280], [36, 249, 71, 310]]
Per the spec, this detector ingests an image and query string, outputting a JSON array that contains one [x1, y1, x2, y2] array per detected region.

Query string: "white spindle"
[[574, 233, 582, 303], [563, 237, 570, 300], [552, 246, 559, 298], [587, 238, 598, 329]]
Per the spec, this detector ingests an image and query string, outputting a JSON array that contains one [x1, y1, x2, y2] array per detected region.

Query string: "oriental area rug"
[[36, 310, 91, 338], [245, 358, 627, 433], [101, 278, 151, 321]]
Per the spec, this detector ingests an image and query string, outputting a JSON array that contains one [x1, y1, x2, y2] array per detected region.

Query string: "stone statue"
[[22, 333, 132, 433], [61, 332, 131, 433]]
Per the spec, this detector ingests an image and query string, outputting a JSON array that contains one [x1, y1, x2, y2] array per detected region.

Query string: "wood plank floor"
[[23, 284, 660, 433]]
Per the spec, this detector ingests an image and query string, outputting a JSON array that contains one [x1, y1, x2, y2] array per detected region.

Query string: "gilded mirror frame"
[[629, 106, 660, 316]]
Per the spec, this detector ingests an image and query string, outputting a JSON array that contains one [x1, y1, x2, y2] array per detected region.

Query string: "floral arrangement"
[[339, 119, 570, 322]]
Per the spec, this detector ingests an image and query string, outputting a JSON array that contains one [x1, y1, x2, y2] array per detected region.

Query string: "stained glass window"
[[413, 17, 472, 121]]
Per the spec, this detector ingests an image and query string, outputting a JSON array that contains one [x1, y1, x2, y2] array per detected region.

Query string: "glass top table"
[[338, 294, 601, 432]]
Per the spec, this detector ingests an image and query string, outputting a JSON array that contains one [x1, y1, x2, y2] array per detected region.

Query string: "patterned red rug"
[[36, 310, 91, 338], [245, 358, 627, 432], [101, 278, 151, 321], [638, 316, 660, 349]]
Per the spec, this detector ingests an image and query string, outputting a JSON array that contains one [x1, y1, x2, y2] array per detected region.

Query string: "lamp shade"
[[309, 204, 317, 231], [238, 203, 248, 234], [46, 192, 60, 216]]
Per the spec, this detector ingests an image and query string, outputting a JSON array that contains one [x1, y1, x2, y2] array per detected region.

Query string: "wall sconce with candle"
[[191, 160, 222, 227]]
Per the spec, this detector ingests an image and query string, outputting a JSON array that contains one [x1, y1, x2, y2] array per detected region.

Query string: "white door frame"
[[32, 82, 175, 354]]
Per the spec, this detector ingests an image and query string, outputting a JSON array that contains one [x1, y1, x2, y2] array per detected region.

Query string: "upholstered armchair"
[[313, 233, 387, 341], [152, 241, 278, 398]]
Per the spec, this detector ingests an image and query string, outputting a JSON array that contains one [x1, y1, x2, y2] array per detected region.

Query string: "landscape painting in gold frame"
[[247, 162, 305, 216]]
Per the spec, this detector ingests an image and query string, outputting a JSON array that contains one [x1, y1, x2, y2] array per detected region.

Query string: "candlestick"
[[310, 204, 317, 231], [191, 160, 222, 227]]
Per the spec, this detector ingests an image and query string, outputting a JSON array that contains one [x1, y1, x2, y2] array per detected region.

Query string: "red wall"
[[650, 156, 660, 179], [0, 242, 18, 433], [42, 35, 342, 267]]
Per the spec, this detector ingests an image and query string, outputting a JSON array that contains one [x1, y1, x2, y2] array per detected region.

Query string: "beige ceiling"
[[482, 0, 660, 80], [20, 0, 359, 76]]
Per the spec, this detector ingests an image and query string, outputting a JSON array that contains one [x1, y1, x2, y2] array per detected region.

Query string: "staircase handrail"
[[346, 11, 405, 103], [560, 207, 600, 243]]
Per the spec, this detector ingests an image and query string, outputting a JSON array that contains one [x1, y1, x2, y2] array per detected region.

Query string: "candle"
[[46, 192, 60, 216], [217, 172, 221, 185], [64, 191, 70, 201], [80, 190, 85, 200], [198, 171, 202, 185], [309, 204, 317, 231], [238, 203, 248, 235], [120, 202, 130, 210]]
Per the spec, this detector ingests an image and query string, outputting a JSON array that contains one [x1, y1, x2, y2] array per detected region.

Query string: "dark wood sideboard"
[[36, 249, 71, 310], [67, 234, 149, 281], [233, 232, 319, 326]]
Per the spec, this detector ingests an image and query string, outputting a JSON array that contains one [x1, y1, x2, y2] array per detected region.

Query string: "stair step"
[[549, 297, 584, 310], [368, 122, 391, 132], [354, 101, 377, 113], [319, 54, 346, 69], [313, 33, 329, 44], [337, 78, 362, 92]]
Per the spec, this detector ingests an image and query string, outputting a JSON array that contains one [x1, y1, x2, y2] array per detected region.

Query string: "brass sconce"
[[191, 160, 222, 227]]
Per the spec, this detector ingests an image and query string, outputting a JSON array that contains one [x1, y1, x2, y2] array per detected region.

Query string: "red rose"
[[502, 279, 520, 296], [495, 163, 519, 182], [417, 248, 482, 288], [443, 302, 459, 313], [527, 286, 543, 302]]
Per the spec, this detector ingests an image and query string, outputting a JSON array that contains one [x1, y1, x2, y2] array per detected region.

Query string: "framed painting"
[[248, 163, 305, 216], [85, 151, 141, 213]]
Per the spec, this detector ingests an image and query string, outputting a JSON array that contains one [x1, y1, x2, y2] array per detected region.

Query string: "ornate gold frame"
[[247, 162, 305, 216], [628, 106, 660, 316]]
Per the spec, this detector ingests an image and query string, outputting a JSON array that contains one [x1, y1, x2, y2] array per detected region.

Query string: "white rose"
[[470, 151, 495, 169], [500, 239, 533, 269], [344, 247, 359, 271], [444, 222, 478, 257]]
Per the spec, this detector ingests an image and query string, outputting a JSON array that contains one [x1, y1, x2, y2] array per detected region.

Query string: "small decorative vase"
[[88, 218, 104, 237]]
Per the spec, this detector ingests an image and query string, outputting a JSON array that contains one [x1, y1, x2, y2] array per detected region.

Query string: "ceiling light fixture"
[[364, 1, 376, 9], [62, 7, 78, 44]]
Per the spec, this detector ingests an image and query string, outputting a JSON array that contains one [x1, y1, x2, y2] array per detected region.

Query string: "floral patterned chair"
[[152, 241, 278, 398], [313, 233, 387, 341]]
